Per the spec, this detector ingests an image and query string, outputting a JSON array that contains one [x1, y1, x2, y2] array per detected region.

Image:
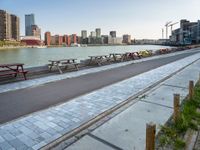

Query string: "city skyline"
[[0, 0, 200, 39]]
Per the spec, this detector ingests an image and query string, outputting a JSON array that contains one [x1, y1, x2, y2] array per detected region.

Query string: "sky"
[[0, 0, 200, 39]]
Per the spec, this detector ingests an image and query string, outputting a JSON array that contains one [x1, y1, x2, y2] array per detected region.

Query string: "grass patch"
[[158, 83, 200, 149]]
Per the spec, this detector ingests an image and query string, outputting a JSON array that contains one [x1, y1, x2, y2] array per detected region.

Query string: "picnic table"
[[109, 53, 124, 62], [159, 48, 171, 54], [88, 55, 110, 66], [49, 58, 79, 74], [0, 63, 28, 80], [122, 52, 142, 61]]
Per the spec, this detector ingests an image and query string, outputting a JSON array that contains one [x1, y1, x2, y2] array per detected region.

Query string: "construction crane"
[[165, 21, 172, 39], [169, 22, 179, 35], [162, 28, 164, 39]]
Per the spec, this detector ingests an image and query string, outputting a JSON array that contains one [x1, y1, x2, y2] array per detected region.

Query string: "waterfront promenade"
[[0, 48, 200, 149], [0, 50, 198, 124]]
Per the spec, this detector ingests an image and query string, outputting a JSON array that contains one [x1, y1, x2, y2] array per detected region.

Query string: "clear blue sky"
[[0, 0, 199, 39]]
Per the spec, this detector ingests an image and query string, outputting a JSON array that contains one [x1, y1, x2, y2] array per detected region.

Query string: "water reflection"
[[0, 45, 172, 68]]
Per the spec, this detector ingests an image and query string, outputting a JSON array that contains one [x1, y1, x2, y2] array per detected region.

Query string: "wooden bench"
[[0, 71, 28, 79], [0, 63, 28, 80], [109, 53, 124, 62], [122, 52, 142, 61], [61, 62, 79, 71], [159, 49, 171, 54], [88, 55, 110, 66], [48, 59, 79, 74]]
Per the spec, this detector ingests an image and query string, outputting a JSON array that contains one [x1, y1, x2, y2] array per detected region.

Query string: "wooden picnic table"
[[0, 63, 28, 80], [123, 52, 142, 61], [49, 58, 79, 74], [109, 53, 124, 62], [88, 55, 110, 66]]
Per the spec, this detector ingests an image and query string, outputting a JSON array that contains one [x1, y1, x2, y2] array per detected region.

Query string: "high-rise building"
[[0, 10, 11, 40], [31, 25, 41, 39], [49, 34, 71, 46], [63, 35, 67, 44], [59, 36, 63, 45], [44, 32, 51, 46], [25, 14, 41, 39], [66, 35, 71, 46], [11, 14, 20, 41], [71, 34, 77, 43], [81, 31, 88, 44], [62, 35, 70, 46], [50, 35, 57, 45], [0, 10, 20, 41], [108, 36, 122, 45], [110, 31, 116, 38], [81, 30, 87, 39], [101, 35, 108, 44], [6, 13, 11, 40], [197, 20, 200, 43], [170, 19, 200, 45], [96, 28, 101, 38], [50, 35, 62, 45], [25, 14, 35, 36], [90, 31, 96, 37], [123, 34, 131, 44]]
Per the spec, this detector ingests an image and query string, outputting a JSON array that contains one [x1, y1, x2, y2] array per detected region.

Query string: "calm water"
[[0, 45, 172, 68]]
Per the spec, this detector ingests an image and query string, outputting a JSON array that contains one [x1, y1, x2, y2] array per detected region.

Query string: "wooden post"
[[146, 122, 156, 150], [173, 94, 180, 122], [199, 73, 200, 84], [189, 80, 194, 100]]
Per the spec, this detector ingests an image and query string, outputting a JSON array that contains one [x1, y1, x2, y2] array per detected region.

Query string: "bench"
[[109, 53, 124, 62], [48, 59, 79, 74], [123, 52, 142, 61], [159, 49, 171, 54], [0, 63, 28, 80], [61, 62, 79, 71], [0, 70, 28, 79], [88, 55, 110, 66]]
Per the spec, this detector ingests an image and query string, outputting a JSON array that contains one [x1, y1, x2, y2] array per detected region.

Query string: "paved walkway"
[[0, 51, 198, 124], [0, 52, 200, 149], [65, 54, 200, 150]]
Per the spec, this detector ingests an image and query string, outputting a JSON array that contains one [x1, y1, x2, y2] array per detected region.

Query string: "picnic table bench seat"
[[109, 53, 124, 62], [88, 55, 111, 66], [48, 59, 79, 74], [120, 52, 142, 61], [61, 62, 79, 71], [0, 63, 28, 80], [0, 70, 28, 78]]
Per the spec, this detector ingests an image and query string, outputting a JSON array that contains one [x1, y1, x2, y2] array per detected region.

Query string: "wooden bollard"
[[173, 94, 180, 122], [199, 73, 200, 84], [146, 122, 156, 150], [189, 80, 194, 100]]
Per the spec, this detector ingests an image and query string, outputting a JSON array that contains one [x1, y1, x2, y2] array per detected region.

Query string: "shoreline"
[[0, 44, 173, 50], [0, 46, 198, 69], [16, 47, 200, 70], [0, 46, 29, 50]]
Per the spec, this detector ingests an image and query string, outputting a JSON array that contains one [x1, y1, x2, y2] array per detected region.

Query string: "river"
[[0, 45, 172, 68]]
